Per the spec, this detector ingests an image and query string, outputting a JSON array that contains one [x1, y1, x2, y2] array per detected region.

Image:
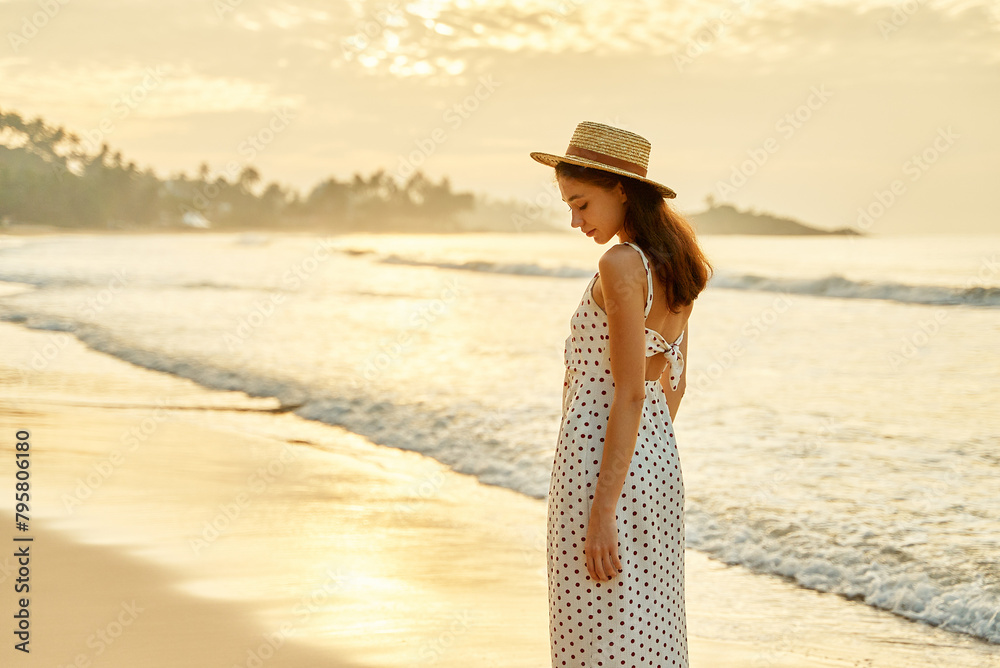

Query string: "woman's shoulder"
[[599, 242, 644, 271]]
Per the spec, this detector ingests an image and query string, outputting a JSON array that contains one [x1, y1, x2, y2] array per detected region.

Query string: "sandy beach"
[[0, 320, 996, 667]]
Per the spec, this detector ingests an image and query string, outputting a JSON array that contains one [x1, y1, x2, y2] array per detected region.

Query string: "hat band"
[[565, 144, 647, 178]]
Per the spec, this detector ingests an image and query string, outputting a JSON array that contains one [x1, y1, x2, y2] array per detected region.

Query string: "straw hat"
[[529, 121, 677, 199]]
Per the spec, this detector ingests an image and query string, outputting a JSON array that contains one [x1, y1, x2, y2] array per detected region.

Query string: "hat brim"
[[529, 151, 677, 199]]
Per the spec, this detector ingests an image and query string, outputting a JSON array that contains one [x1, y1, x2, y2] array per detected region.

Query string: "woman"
[[530, 121, 713, 667]]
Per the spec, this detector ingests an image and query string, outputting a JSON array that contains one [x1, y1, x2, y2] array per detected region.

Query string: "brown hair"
[[554, 161, 714, 314]]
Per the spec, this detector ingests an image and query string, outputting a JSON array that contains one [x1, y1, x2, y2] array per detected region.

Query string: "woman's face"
[[557, 174, 627, 244]]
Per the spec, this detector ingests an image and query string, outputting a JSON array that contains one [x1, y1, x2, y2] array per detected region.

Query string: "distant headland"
[[687, 198, 862, 236]]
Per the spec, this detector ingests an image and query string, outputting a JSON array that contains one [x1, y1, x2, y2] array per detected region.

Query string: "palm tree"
[[237, 166, 261, 194]]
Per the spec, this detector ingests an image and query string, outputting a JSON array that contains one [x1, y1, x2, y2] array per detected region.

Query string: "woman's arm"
[[590, 245, 647, 518], [660, 321, 688, 422], [584, 244, 648, 582]]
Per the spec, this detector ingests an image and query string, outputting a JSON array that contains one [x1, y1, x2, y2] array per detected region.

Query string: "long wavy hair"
[[555, 161, 714, 314]]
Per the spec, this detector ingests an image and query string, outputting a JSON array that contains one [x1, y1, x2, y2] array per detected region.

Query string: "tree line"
[[0, 106, 479, 232]]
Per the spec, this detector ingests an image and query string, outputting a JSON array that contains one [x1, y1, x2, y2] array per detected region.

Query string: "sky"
[[1, 0, 998, 234]]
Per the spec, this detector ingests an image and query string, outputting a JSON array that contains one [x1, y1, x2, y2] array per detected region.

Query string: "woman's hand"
[[584, 507, 622, 582]]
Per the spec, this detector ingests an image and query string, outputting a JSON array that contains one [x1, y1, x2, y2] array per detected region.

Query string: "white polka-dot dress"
[[547, 240, 688, 668]]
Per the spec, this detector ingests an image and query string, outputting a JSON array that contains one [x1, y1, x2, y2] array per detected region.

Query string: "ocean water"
[[0, 230, 998, 648]]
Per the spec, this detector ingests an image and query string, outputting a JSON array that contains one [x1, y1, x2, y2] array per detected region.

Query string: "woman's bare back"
[[592, 268, 693, 381]]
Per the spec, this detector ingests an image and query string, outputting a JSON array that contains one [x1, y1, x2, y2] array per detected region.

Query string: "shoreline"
[[1, 320, 996, 666]]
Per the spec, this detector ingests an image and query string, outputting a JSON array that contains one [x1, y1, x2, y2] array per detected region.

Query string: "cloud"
[[221, 0, 1000, 80], [0, 59, 303, 118]]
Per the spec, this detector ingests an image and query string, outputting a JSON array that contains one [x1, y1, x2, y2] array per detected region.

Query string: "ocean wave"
[[685, 507, 1000, 644], [179, 280, 296, 292], [0, 274, 92, 290], [0, 310, 552, 499], [375, 252, 1000, 307], [379, 254, 595, 279], [0, 271, 286, 293], [708, 272, 1000, 308], [0, 312, 74, 331]]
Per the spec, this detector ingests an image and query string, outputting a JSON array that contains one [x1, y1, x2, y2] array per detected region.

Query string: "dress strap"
[[621, 241, 653, 318]]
